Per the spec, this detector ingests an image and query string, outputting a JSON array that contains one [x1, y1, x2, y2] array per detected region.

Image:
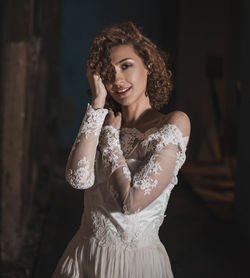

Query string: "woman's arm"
[[99, 111, 190, 214], [65, 72, 108, 189], [65, 104, 108, 189]]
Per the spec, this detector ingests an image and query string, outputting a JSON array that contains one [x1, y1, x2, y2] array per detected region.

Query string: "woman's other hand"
[[104, 110, 122, 130], [87, 69, 107, 109]]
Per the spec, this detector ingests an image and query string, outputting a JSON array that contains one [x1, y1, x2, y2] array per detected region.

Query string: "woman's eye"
[[121, 63, 132, 70]]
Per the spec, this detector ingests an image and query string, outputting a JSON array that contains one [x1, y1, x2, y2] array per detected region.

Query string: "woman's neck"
[[121, 98, 154, 128]]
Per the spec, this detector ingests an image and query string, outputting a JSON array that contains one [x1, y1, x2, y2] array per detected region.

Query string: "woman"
[[52, 21, 190, 278]]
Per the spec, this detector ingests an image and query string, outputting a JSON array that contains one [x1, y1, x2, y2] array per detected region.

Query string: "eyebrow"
[[116, 58, 133, 64]]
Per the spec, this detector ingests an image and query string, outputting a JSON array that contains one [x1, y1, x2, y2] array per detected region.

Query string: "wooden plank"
[[1, 42, 28, 261]]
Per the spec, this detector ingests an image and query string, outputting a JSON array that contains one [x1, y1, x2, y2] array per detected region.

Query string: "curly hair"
[[87, 21, 173, 112]]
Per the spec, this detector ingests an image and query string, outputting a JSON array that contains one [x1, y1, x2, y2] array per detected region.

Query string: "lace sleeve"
[[65, 104, 108, 189], [99, 120, 189, 214]]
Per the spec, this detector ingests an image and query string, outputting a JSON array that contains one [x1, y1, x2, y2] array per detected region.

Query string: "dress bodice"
[[64, 104, 189, 249], [79, 125, 189, 249]]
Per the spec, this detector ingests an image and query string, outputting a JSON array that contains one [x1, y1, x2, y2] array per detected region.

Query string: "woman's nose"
[[114, 70, 124, 85]]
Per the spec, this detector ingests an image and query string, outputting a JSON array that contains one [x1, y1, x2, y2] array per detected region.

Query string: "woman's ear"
[[146, 63, 151, 74]]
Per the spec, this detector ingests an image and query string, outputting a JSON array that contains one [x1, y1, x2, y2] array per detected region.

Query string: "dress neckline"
[[120, 123, 189, 139]]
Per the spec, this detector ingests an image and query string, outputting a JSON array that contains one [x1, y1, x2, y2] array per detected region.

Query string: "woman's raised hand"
[[104, 110, 122, 130], [87, 69, 107, 109], [86, 69, 121, 130]]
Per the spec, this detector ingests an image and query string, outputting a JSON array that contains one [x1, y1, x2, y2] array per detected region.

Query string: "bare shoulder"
[[164, 110, 191, 137]]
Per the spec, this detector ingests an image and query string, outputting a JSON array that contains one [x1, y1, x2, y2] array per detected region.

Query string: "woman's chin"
[[108, 95, 130, 106], [114, 98, 133, 107]]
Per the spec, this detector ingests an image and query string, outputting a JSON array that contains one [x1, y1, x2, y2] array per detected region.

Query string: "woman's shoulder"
[[161, 110, 191, 138]]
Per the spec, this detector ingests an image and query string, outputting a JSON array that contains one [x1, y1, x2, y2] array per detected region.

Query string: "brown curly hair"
[[87, 21, 173, 112]]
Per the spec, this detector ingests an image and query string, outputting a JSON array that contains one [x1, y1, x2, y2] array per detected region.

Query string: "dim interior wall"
[[177, 0, 249, 242], [235, 0, 250, 244], [0, 0, 61, 262], [176, 0, 231, 162], [1, 43, 28, 261]]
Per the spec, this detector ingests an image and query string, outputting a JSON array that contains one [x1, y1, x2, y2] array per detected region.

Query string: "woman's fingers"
[[104, 109, 113, 124], [108, 109, 115, 119], [87, 72, 107, 108], [93, 74, 101, 81], [115, 112, 122, 130], [104, 110, 122, 130]]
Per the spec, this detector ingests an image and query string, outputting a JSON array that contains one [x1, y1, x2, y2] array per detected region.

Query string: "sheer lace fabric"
[[99, 123, 188, 214], [65, 104, 108, 189], [53, 104, 189, 278]]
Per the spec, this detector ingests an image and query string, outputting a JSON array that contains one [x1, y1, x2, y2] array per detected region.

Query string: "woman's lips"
[[116, 86, 132, 97]]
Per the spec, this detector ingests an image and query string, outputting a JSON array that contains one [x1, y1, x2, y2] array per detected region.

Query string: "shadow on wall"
[[177, 0, 242, 222]]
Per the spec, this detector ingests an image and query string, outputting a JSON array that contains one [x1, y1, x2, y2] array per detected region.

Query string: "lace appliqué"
[[122, 166, 131, 181], [133, 154, 163, 195], [144, 124, 187, 152], [80, 104, 108, 139], [120, 128, 144, 157], [134, 124, 189, 195], [123, 204, 141, 215], [91, 210, 160, 249], [99, 125, 127, 175], [66, 104, 108, 189], [70, 104, 108, 155], [67, 156, 94, 189]]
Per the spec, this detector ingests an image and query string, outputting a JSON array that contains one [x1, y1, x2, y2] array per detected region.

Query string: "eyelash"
[[121, 63, 132, 70]]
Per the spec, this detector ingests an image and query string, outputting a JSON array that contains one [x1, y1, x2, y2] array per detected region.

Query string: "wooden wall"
[[0, 0, 61, 262]]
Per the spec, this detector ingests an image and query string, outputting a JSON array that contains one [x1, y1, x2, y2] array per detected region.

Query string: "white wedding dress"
[[52, 104, 189, 278]]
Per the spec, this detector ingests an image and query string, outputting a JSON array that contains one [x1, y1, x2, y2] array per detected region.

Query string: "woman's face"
[[106, 44, 148, 107]]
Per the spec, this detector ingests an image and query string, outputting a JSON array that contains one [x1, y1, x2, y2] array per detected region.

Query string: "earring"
[[145, 90, 148, 97]]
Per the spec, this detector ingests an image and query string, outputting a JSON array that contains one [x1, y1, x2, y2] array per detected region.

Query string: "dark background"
[[0, 0, 249, 277]]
